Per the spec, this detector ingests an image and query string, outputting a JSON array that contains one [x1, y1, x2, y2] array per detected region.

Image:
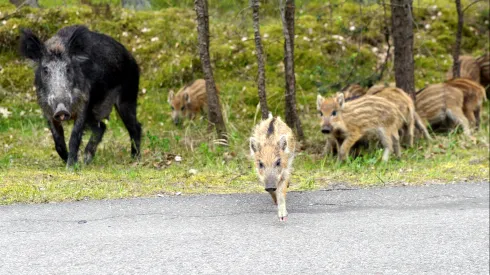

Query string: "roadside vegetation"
[[0, 0, 488, 204]]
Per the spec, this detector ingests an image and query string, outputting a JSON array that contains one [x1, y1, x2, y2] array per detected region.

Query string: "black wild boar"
[[19, 25, 142, 167]]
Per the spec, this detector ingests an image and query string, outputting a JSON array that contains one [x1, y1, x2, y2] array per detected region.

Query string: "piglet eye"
[[181, 106, 185, 111], [42, 66, 49, 75], [331, 110, 337, 116], [319, 111, 323, 117], [275, 159, 281, 167], [258, 161, 264, 169], [171, 106, 174, 110]]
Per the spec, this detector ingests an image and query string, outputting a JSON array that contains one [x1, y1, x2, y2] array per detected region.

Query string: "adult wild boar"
[[20, 25, 142, 167]]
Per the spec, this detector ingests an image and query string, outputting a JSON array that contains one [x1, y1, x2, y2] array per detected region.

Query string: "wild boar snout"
[[264, 174, 277, 192], [321, 125, 332, 134], [53, 103, 71, 121]]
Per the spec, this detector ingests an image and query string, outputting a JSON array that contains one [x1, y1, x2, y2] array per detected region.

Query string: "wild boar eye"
[[181, 106, 185, 111], [42, 66, 49, 75], [258, 161, 264, 169], [275, 159, 281, 167], [319, 111, 323, 117], [331, 110, 337, 116], [171, 106, 174, 110], [66, 67, 72, 74]]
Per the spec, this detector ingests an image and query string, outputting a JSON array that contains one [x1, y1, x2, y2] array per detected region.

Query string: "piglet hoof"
[[278, 216, 288, 222]]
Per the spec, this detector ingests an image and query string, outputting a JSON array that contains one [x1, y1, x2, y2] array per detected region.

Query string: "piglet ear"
[[316, 94, 324, 111], [19, 29, 45, 62], [249, 137, 260, 156], [167, 90, 174, 103], [336, 92, 345, 109], [67, 26, 90, 63], [278, 135, 288, 153]]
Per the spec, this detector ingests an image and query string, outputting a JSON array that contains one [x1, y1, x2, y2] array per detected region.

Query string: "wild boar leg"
[[276, 182, 288, 221], [463, 107, 477, 128], [448, 108, 471, 136], [338, 134, 360, 161], [474, 108, 481, 130], [49, 119, 68, 162], [377, 129, 393, 162], [115, 101, 142, 158], [84, 119, 106, 164], [67, 107, 88, 167], [392, 131, 401, 158], [269, 191, 277, 205]]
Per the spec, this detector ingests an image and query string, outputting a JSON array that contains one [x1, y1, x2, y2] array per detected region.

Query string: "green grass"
[[0, 0, 489, 204]]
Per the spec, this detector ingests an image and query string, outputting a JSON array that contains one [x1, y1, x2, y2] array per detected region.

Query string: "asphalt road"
[[1, 182, 489, 274]]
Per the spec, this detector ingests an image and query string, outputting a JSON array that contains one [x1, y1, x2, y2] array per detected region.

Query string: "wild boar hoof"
[[84, 152, 93, 165], [66, 158, 77, 170]]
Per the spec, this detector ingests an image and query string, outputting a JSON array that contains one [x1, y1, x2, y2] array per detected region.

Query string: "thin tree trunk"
[[280, 0, 304, 140], [194, 0, 227, 140], [452, 0, 463, 78], [390, 0, 416, 101], [251, 0, 269, 120]]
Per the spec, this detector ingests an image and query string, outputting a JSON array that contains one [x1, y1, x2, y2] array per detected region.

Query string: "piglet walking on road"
[[250, 114, 296, 221]]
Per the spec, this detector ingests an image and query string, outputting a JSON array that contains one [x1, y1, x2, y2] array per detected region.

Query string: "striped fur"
[[367, 87, 432, 145], [342, 84, 366, 100], [446, 56, 481, 83], [416, 83, 471, 136], [167, 79, 209, 124], [366, 82, 396, 95], [445, 78, 487, 129], [318, 94, 405, 162], [250, 115, 296, 221]]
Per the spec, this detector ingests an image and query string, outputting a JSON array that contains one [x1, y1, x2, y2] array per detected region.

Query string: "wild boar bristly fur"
[[167, 79, 211, 125], [250, 114, 296, 221], [318, 94, 405, 162], [416, 83, 471, 136]]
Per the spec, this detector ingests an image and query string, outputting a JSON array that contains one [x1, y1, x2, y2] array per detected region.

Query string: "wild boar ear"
[[336, 92, 345, 109], [67, 26, 90, 63], [19, 29, 45, 62], [278, 135, 289, 153], [167, 90, 174, 103], [316, 94, 324, 111], [184, 92, 191, 104], [249, 137, 260, 156]]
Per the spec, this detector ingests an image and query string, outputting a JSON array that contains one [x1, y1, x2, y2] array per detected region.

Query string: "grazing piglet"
[[444, 78, 487, 129], [366, 87, 432, 146], [416, 83, 470, 136], [167, 79, 212, 125], [318, 94, 404, 162], [446, 56, 481, 83], [19, 25, 141, 167], [250, 114, 296, 221]]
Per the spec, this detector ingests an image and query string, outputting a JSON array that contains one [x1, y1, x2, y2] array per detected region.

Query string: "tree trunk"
[[9, 0, 38, 7], [251, 0, 269, 120], [280, 0, 304, 140], [194, 0, 227, 141], [390, 0, 416, 101], [452, 0, 463, 78]]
